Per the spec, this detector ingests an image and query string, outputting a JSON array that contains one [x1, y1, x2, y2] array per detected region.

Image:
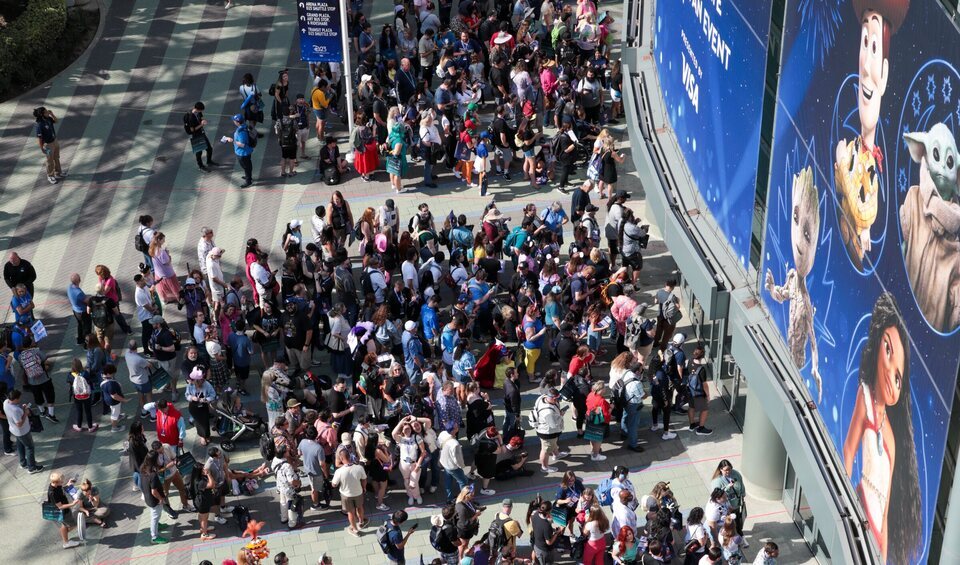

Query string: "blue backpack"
[[597, 478, 614, 506]]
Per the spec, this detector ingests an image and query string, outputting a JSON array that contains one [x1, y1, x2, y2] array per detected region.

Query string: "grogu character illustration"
[[900, 123, 960, 332], [834, 0, 910, 269], [765, 167, 823, 401]]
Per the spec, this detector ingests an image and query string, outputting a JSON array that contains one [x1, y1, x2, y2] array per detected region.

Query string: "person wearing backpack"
[[223, 114, 255, 189], [275, 105, 299, 178], [653, 278, 681, 351], [16, 336, 57, 422], [685, 345, 713, 436], [531, 388, 567, 474], [664, 333, 688, 415], [619, 360, 646, 453], [68, 358, 97, 432], [378, 510, 417, 564], [431, 505, 462, 562]]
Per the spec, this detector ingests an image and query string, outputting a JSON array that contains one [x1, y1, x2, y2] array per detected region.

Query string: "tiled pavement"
[[0, 0, 817, 563]]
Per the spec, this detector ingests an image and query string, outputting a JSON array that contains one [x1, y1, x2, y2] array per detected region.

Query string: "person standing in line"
[[136, 215, 157, 270], [652, 278, 680, 351], [5, 252, 37, 297], [224, 114, 254, 188], [133, 274, 158, 355], [4, 390, 43, 473], [332, 448, 368, 537], [139, 450, 170, 544], [124, 340, 155, 418], [276, 105, 300, 178], [685, 344, 713, 436], [271, 444, 303, 530], [100, 364, 131, 432], [294, 94, 311, 160], [185, 102, 217, 172], [205, 247, 227, 319], [34, 107, 63, 184], [67, 273, 92, 347]]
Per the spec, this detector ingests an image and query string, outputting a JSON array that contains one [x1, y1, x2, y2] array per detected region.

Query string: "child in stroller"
[[216, 388, 267, 452]]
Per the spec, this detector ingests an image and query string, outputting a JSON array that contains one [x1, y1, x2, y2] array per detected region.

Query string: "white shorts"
[[297, 128, 309, 144], [110, 403, 123, 421]]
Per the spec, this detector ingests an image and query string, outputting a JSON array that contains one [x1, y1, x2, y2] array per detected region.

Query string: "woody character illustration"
[[834, 0, 909, 270]]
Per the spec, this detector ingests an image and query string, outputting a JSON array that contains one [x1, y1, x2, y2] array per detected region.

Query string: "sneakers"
[[479, 488, 496, 496], [556, 451, 570, 459], [415, 497, 423, 505], [48, 176, 58, 184], [221, 505, 235, 513], [62, 540, 81, 549], [212, 515, 227, 525], [688, 423, 698, 432], [590, 454, 607, 462], [662, 431, 678, 440], [151, 537, 169, 545], [541, 465, 558, 473], [376, 503, 390, 512], [502, 172, 512, 180], [3, 450, 15, 456], [183, 504, 197, 513], [28, 465, 45, 474], [358, 518, 370, 529], [696, 426, 714, 436], [73, 425, 82, 432], [89, 423, 99, 432], [347, 527, 361, 538], [240, 179, 253, 188], [454, 170, 462, 179], [200, 533, 216, 541], [407, 496, 415, 506]]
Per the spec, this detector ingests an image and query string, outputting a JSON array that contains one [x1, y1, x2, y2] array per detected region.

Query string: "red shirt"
[[585, 392, 611, 423], [568, 353, 595, 379], [156, 405, 183, 446]]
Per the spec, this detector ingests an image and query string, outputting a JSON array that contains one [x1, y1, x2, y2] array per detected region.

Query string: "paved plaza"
[[0, 0, 817, 563]]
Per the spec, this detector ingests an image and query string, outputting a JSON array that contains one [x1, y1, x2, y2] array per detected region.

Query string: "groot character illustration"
[[834, 0, 909, 269], [766, 167, 823, 401], [900, 123, 960, 332]]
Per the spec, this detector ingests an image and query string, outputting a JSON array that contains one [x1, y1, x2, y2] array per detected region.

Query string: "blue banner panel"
[[298, 0, 343, 62], [761, 1, 960, 562], [653, 0, 773, 268]]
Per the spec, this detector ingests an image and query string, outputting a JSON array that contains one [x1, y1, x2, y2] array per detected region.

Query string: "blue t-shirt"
[[100, 379, 123, 406], [402, 332, 424, 377], [228, 333, 253, 367], [441, 324, 460, 364], [452, 351, 476, 383], [476, 141, 489, 158], [544, 301, 563, 328], [386, 524, 404, 561], [67, 285, 86, 314], [540, 208, 567, 235], [10, 294, 33, 325], [467, 280, 491, 312], [0, 356, 14, 390], [522, 318, 545, 349], [421, 304, 439, 339], [234, 126, 253, 157], [36, 118, 56, 143]]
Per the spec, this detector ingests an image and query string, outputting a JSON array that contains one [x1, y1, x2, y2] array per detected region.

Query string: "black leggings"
[[75, 398, 93, 428], [651, 398, 671, 430], [194, 134, 214, 167]]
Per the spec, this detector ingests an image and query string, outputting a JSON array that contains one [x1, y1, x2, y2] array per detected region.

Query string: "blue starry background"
[[652, 0, 773, 269], [761, 1, 960, 562]]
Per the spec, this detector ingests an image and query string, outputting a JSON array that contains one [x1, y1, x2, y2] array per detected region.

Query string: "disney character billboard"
[[652, 0, 773, 268], [762, 0, 960, 562]]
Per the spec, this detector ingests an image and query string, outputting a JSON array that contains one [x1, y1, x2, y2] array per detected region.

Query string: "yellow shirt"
[[473, 246, 486, 261], [312, 88, 330, 110]]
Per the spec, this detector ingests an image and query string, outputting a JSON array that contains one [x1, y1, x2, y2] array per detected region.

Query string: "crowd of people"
[[3, 0, 791, 563]]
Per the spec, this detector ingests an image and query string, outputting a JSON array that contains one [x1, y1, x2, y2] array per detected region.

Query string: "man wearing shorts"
[[99, 364, 131, 432], [332, 449, 367, 537], [150, 316, 180, 400], [124, 339, 156, 418]]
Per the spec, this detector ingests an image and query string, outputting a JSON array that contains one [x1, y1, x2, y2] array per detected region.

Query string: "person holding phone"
[[383, 510, 417, 564]]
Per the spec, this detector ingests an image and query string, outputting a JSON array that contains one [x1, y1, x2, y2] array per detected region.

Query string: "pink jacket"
[[610, 295, 638, 335]]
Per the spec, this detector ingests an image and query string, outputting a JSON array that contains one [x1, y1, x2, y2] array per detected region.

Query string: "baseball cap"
[[232, 114, 245, 123], [404, 320, 417, 332], [185, 277, 197, 285], [502, 498, 513, 507], [585, 204, 599, 212]]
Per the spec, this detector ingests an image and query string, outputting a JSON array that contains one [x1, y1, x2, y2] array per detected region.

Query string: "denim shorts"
[[314, 108, 327, 121]]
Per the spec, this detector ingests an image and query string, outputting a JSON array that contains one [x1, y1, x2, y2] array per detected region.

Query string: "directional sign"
[[298, 0, 343, 63]]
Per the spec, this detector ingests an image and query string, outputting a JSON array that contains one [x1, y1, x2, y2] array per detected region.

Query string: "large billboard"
[[652, 0, 772, 268], [761, 1, 960, 562]]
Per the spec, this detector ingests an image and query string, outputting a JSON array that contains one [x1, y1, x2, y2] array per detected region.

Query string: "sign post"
[[298, 0, 354, 135]]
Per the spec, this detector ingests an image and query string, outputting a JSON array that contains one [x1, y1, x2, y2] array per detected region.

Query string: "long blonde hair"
[[588, 503, 609, 531], [148, 232, 166, 258], [260, 370, 275, 403]]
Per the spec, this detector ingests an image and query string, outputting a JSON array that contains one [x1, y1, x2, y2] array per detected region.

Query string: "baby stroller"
[[215, 389, 267, 452]]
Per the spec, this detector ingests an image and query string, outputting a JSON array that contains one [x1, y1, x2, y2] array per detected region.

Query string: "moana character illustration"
[[765, 167, 823, 401], [834, 0, 909, 270], [842, 292, 920, 564], [900, 123, 960, 332]]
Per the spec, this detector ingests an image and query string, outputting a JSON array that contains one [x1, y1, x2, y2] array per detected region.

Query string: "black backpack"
[[259, 432, 276, 461], [246, 125, 258, 148], [183, 112, 194, 135], [134, 228, 148, 253], [324, 165, 340, 186], [233, 505, 252, 536], [360, 268, 375, 297], [486, 515, 508, 555]]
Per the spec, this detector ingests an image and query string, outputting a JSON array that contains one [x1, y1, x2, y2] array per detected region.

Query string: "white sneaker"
[[416, 497, 423, 505], [221, 505, 235, 513], [591, 454, 607, 461], [480, 488, 496, 496], [212, 515, 228, 525], [62, 540, 81, 549], [662, 431, 678, 440], [376, 503, 390, 512], [650, 423, 663, 431], [48, 176, 58, 184], [454, 171, 462, 179], [541, 465, 558, 473], [556, 451, 570, 459], [408, 496, 415, 506]]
